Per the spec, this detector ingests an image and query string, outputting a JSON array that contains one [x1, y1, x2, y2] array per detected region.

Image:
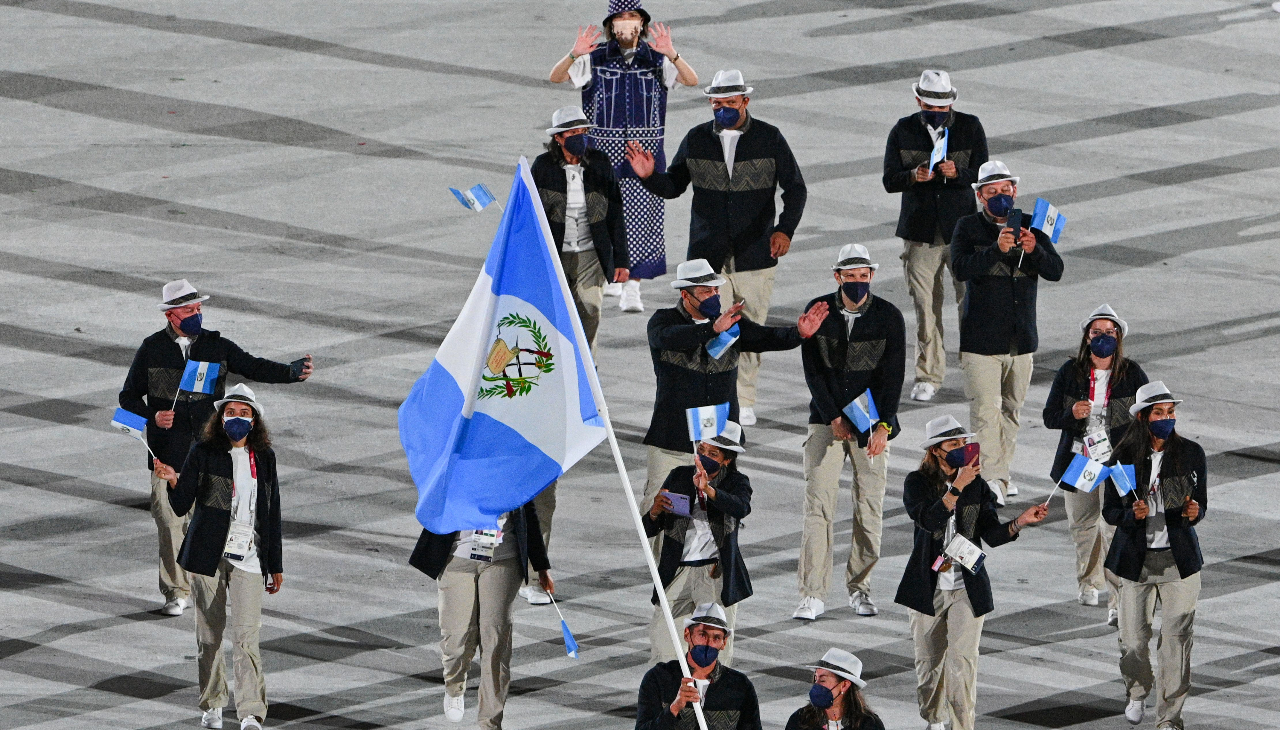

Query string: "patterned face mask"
[[612, 19, 643, 41]]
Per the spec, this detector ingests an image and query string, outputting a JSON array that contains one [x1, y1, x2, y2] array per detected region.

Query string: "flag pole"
[[1042, 482, 1060, 508]]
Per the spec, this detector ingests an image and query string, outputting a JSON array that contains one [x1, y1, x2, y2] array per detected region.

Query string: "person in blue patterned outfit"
[[550, 0, 698, 314]]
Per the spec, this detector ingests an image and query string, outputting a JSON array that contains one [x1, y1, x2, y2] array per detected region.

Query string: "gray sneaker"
[[849, 591, 878, 616]]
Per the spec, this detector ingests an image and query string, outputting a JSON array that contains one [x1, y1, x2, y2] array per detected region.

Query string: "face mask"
[[562, 133, 588, 158], [698, 454, 721, 474], [1089, 334, 1118, 358], [809, 683, 835, 709], [944, 443, 979, 469], [612, 19, 642, 41], [223, 416, 253, 442], [689, 644, 719, 668], [177, 312, 202, 336], [1149, 418, 1175, 440], [922, 110, 949, 127], [841, 281, 870, 303], [713, 106, 741, 128], [985, 193, 1014, 218], [694, 293, 720, 320]]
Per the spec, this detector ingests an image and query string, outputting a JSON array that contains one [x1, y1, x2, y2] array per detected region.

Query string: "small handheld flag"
[[1061, 454, 1107, 493], [1109, 463, 1137, 497], [705, 324, 740, 359], [546, 592, 579, 659], [450, 184, 498, 212], [1030, 198, 1066, 243], [841, 389, 880, 433], [179, 361, 221, 395], [929, 128, 949, 171], [686, 403, 730, 443], [111, 408, 158, 460]]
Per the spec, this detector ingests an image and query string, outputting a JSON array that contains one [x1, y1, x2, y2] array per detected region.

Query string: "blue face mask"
[[841, 281, 870, 303], [689, 644, 719, 668], [562, 133, 588, 158], [713, 106, 740, 128], [1089, 334, 1118, 358], [944, 447, 968, 469], [698, 454, 721, 474], [695, 293, 721, 320], [1149, 418, 1175, 440], [809, 683, 835, 709], [178, 313, 202, 336], [223, 416, 253, 442], [922, 110, 949, 127], [985, 193, 1014, 218]]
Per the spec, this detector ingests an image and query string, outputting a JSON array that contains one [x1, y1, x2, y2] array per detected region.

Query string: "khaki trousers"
[[909, 588, 985, 730], [560, 251, 606, 353], [152, 472, 191, 601], [648, 563, 737, 667], [1118, 551, 1200, 730], [438, 556, 524, 730], [643, 446, 692, 515], [718, 260, 776, 409], [1063, 487, 1121, 608], [960, 352, 1033, 488], [192, 560, 266, 721], [798, 424, 888, 598], [901, 239, 964, 387]]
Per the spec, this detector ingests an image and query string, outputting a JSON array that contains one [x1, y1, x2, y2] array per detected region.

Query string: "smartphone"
[[960, 443, 980, 466], [666, 492, 691, 517], [1006, 208, 1023, 246]]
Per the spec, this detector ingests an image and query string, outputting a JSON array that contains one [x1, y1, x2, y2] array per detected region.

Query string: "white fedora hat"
[[546, 106, 593, 137], [971, 160, 1019, 191], [670, 259, 727, 289], [913, 69, 957, 105], [920, 414, 974, 449], [157, 279, 210, 310], [701, 420, 745, 453], [805, 648, 867, 688], [703, 69, 753, 98], [1080, 304, 1128, 337], [213, 383, 264, 418], [683, 602, 732, 635], [1129, 381, 1182, 417], [832, 243, 879, 271]]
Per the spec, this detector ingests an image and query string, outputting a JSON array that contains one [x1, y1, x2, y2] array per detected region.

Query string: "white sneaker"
[[518, 585, 552, 605], [792, 596, 825, 621], [1125, 699, 1144, 724], [1108, 608, 1119, 627], [1005, 481, 1018, 496], [849, 591, 878, 616], [444, 693, 465, 722], [738, 407, 757, 426], [994, 484, 1006, 507], [603, 282, 623, 297], [619, 280, 643, 312], [1079, 588, 1100, 606], [927, 723, 946, 730], [910, 382, 936, 401], [162, 597, 187, 616], [200, 707, 222, 729], [240, 717, 262, 730]]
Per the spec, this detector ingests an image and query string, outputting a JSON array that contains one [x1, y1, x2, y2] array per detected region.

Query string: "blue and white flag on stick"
[[686, 403, 731, 443], [706, 324, 739, 359], [178, 361, 220, 395], [547, 592, 580, 659], [1061, 454, 1107, 492], [929, 128, 949, 170], [451, 183, 498, 212], [401, 158, 606, 533], [842, 389, 879, 433], [1030, 198, 1066, 243], [1109, 463, 1137, 497], [111, 408, 158, 460]]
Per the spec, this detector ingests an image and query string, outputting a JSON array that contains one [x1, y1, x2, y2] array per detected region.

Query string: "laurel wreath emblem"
[[477, 314, 555, 399]]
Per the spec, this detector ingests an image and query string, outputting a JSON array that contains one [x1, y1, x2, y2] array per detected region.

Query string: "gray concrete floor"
[[3, 1, 1280, 728]]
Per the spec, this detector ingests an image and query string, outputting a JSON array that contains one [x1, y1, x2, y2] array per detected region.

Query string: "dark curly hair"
[[200, 401, 272, 452]]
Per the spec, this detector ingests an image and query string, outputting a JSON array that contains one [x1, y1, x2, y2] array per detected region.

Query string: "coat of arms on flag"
[[480, 314, 556, 399]]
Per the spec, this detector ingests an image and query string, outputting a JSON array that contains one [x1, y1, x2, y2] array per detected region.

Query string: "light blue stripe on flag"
[[1061, 454, 1106, 492], [450, 184, 498, 212], [1031, 198, 1066, 243], [561, 619, 579, 659], [1109, 463, 1137, 497], [686, 403, 730, 443], [111, 408, 148, 439], [842, 389, 879, 433], [929, 128, 949, 170], [178, 361, 220, 394], [706, 324, 739, 359]]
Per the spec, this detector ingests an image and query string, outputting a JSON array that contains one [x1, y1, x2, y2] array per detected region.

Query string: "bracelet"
[[1010, 520, 1023, 534], [671, 53, 681, 63], [568, 52, 577, 60]]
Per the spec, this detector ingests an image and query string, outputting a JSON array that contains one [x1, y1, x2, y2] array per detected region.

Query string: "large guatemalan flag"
[[399, 158, 606, 533]]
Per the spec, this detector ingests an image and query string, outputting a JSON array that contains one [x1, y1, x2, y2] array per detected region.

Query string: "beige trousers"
[[718, 260, 776, 409], [648, 563, 737, 667], [560, 250, 606, 352], [909, 588, 985, 730], [192, 560, 266, 721], [901, 239, 964, 387], [152, 472, 191, 601], [643, 446, 692, 515], [1063, 487, 1121, 608], [798, 424, 888, 598], [437, 555, 524, 730], [1118, 551, 1200, 730], [960, 352, 1033, 488]]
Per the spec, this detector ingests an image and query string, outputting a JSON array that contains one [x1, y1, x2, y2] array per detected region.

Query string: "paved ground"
[[3, 1, 1280, 728]]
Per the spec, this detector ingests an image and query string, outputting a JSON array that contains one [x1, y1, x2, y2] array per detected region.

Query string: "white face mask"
[[612, 19, 643, 42]]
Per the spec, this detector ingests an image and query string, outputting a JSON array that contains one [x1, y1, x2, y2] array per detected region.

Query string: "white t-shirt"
[[1145, 451, 1169, 549], [568, 52, 680, 91], [937, 496, 964, 590], [176, 335, 192, 359], [717, 129, 742, 179], [452, 514, 519, 562], [680, 494, 719, 562], [227, 447, 260, 574], [561, 163, 595, 253]]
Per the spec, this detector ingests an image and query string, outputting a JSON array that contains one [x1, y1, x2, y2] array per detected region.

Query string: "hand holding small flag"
[[1182, 495, 1200, 521]]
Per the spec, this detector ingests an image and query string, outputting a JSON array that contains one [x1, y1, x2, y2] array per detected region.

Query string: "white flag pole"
[[1042, 482, 1060, 508]]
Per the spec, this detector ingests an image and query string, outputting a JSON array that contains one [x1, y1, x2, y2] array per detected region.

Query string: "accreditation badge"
[[943, 533, 986, 574], [1083, 427, 1112, 462], [468, 529, 503, 563], [223, 520, 254, 561]]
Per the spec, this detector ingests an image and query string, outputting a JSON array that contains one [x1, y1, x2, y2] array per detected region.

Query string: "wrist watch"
[[947, 485, 962, 497]]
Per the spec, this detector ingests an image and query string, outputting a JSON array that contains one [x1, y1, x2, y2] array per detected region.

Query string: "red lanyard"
[[233, 450, 257, 498], [1089, 369, 1111, 406]]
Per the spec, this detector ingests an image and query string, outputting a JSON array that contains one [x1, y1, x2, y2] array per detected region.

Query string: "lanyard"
[[233, 450, 258, 499], [1089, 369, 1111, 406]]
